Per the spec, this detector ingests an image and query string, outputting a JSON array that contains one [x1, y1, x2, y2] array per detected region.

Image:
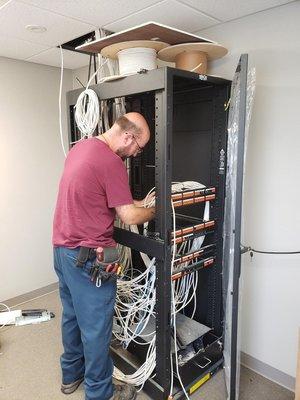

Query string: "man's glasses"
[[132, 135, 143, 154]]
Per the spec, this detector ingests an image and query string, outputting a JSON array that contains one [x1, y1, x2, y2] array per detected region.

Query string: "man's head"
[[107, 112, 150, 159]]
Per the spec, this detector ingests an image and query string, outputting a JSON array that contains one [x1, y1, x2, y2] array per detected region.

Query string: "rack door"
[[223, 54, 248, 400]]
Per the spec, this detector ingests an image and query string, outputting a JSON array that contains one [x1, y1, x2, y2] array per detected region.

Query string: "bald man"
[[53, 113, 155, 400]]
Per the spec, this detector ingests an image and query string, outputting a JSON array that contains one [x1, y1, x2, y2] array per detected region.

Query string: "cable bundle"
[[171, 181, 206, 192], [113, 256, 157, 390], [113, 336, 156, 388], [114, 258, 156, 347], [73, 59, 109, 140], [112, 182, 209, 397], [74, 89, 100, 138]]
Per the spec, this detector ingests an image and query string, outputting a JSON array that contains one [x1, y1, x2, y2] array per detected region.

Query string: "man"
[[53, 112, 155, 400]]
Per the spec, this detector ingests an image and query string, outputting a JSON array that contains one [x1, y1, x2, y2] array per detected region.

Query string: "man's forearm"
[[131, 206, 155, 225], [115, 203, 155, 225]]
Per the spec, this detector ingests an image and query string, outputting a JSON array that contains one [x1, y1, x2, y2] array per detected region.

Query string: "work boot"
[[110, 383, 137, 400], [61, 377, 84, 394]]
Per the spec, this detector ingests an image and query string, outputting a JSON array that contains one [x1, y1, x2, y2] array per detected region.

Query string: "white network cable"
[[169, 201, 192, 400], [0, 302, 11, 330], [74, 59, 109, 139], [113, 231, 157, 390], [59, 42, 133, 155], [74, 89, 100, 138], [113, 182, 208, 397], [114, 258, 156, 347], [58, 48, 107, 155], [59, 46, 67, 157]]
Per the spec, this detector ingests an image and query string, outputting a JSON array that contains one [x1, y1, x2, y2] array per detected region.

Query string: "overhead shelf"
[[76, 21, 213, 54]]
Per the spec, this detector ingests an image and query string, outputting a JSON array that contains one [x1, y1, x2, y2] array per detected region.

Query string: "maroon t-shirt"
[[52, 138, 133, 248]]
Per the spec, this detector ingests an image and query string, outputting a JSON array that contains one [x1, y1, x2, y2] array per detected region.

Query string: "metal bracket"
[[240, 245, 251, 254]]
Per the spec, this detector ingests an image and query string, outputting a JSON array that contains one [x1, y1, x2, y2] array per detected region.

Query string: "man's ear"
[[123, 131, 133, 145]]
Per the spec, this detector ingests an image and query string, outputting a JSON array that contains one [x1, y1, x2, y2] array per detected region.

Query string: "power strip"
[[15, 311, 51, 326]]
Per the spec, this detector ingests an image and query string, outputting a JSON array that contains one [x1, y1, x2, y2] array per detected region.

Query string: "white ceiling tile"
[[0, 0, 11, 8], [103, 0, 220, 33], [18, 0, 162, 27], [0, 35, 49, 60], [27, 47, 90, 69], [0, 1, 96, 47], [179, 0, 294, 22]]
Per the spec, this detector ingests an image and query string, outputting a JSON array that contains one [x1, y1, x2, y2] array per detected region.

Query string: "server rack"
[[66, 60, 248, 400]]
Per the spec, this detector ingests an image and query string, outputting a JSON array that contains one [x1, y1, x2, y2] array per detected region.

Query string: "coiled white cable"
[[0, 302, 11, 330], [75, 89, 100, 137], [74, 59, 108, 139]]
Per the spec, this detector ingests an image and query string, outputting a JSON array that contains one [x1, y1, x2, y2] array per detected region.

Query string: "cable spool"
[[101, 40, 169, 79], [158, 42, 228, 75], [176, 51, 207, 74], [117, 47, 157, 75]]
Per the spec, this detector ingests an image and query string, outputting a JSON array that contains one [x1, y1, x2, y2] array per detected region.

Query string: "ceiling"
[[0, 0, 294, 70]]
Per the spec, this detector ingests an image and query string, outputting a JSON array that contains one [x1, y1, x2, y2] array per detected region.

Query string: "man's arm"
[[115, 204, 155, 225]]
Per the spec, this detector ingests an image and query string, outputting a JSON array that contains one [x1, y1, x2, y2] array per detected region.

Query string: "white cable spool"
[[117, 47, 157, 75]]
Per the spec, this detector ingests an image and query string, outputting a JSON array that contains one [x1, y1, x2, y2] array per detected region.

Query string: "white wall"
[[0, 57, 73, 301], [72, 65, 91, 89], [197, 1, 300, 381]]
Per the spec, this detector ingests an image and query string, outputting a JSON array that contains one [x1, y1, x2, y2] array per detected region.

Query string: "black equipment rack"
[[66, 60, 248, 400]]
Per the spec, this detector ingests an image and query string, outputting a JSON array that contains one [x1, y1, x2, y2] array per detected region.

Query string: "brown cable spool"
[[158, 42, 228, 75], [175, 51, 207, 74]]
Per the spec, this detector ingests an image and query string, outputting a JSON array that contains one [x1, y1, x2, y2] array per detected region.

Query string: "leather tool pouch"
[[76, 247, 96, 268], [90, 263, 118, 286]]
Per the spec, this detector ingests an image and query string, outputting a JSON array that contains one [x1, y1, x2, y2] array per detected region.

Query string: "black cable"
[[250, 248, 300, 255], [87, 54, 92, 83], [75, 77, 85, 88], [93, 53, 98, 84], [241, 244, 300, 256]]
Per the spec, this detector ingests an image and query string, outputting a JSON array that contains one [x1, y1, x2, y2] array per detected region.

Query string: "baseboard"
[[2, 282, 59, 308], [241, 351, 295, 392]]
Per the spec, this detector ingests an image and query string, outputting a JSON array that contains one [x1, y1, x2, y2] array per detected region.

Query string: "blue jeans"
[[54, 246, 116, 400]]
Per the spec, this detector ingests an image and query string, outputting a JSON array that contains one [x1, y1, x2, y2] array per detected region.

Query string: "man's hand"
[[144, 191, 155, 207], [134, 191, 155, 208]]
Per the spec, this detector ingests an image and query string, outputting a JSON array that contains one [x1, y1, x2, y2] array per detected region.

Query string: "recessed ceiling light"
[[25, 24, 47, 33]]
